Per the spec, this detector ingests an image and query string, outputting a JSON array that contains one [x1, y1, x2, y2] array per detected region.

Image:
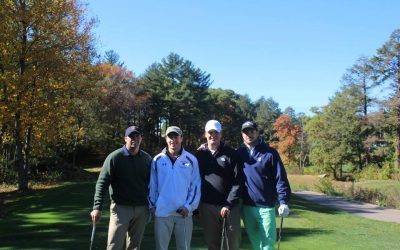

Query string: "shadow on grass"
[[0, 182, 334, 249], [291, 195, 343, 215], [0, 182, 106, 249]]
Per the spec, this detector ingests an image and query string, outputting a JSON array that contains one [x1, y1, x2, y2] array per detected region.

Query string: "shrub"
[[355, 164, 384, 181], [315, 178, 340, 196], [353, 187, 386, 207], [303, 165, 320, 175], [384, 187, 400, 209]]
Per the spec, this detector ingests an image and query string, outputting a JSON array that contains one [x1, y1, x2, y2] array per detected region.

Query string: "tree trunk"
[[17, 0, 28, 191], [16, 113, 28, 191], [23, 125, 32, 185]]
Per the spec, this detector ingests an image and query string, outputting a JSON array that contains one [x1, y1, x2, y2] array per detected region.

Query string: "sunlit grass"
[[1, 181, 400, 249]]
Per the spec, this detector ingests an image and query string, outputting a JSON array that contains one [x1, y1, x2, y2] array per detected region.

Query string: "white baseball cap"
[[205, 120, 222, 133]]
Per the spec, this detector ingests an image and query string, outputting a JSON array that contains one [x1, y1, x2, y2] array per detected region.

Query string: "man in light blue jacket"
[[149, 126, 201, 250]]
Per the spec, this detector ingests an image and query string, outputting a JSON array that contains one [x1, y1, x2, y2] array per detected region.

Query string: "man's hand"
[[197, 143, 206, 151], [90, 209, 102, 223], [278, 204, 289, 217], [176, 207, 189, 217], [220, 207, 230, 218]]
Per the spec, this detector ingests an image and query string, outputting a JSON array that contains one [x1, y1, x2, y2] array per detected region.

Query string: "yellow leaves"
[[1, 131, 13, 144]]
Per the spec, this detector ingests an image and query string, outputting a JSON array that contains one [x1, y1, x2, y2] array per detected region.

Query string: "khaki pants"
[[107, 203, 149, 250], [199, 203, 241, 250], [154, 216, 193, 250]]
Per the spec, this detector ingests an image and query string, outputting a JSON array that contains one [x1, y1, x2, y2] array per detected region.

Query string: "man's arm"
[[148, 159, 158, 209], [91, 155, 112, 222], [273, 150, 291, 205], [225, 153, 243, 208], [184, 156, 201, 213]]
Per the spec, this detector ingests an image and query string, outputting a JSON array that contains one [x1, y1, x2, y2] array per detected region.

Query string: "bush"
[[355, 162, 398, 181], [315, 178, 340, 196], [303, 165, 320, 175], [384, 187, 400, 208], [352, 187, 386, 207]]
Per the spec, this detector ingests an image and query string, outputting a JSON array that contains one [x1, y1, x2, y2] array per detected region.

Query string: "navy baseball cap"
[[241, 121, 258, 131], [125, 126, 141, 136]]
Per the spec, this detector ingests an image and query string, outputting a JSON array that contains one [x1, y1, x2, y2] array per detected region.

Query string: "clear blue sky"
[[86, 0, 400, 115]]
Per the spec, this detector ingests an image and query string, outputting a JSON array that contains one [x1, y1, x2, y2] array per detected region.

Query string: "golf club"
[[220, 216, 226, 250], [220, 214, 229, 250], [277, 215, 284, 250], [89, 222, 96, 250]]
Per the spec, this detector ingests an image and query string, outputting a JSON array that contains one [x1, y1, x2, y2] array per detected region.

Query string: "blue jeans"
[[242, 205, 276, 250]]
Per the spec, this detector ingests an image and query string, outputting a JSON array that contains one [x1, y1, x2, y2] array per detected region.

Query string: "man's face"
[[125, 133, 142, 152], [241, 128, 259, 146], [205, 130, 221, 146], [166, 132, 183, 151]]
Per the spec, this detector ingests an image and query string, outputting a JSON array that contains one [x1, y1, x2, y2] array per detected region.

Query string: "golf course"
[[1, 180, 399, 250]]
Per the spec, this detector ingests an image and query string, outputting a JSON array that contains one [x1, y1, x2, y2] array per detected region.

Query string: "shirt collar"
[[162, 147, 183, 157], [122, 145, 141, 156]]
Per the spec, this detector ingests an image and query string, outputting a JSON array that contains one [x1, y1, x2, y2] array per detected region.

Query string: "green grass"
[[1, 182, 400, 249]]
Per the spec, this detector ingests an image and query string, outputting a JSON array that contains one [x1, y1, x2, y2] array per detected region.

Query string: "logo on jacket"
[[180, 161, 191, 168]]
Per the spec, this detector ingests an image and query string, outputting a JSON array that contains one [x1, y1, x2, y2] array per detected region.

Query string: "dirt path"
[[293, 191, 400, 224]]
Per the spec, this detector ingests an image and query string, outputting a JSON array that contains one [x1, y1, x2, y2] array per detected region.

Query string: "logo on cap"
[[241, 121, 257, 131]]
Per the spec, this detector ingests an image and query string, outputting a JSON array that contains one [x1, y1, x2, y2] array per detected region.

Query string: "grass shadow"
[[2, 181, 393, 250]]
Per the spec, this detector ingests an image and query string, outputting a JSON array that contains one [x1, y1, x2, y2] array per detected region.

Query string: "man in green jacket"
[[90, 126, 152, 250]]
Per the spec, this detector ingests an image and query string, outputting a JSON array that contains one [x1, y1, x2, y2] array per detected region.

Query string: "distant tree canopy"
[[1, 1, 399, 189]]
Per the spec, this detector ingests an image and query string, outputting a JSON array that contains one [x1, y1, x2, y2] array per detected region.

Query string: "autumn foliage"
[[272, 115, 301, 166]]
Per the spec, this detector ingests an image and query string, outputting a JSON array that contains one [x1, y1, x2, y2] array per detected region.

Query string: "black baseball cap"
[[241, 121, 258, 131]]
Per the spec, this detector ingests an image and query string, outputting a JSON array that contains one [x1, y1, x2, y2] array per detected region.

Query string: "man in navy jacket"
[[237, 121, 291, 250]]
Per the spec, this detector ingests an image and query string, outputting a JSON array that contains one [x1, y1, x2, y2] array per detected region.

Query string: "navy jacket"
[[237, 141, 291, 207]]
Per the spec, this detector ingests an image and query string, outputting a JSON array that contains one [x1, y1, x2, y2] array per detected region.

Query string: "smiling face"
[[205, 129, 222, 150], [166, 132, 183, 155], [125, 132, 142, 154], [241, 128, 259, 148]]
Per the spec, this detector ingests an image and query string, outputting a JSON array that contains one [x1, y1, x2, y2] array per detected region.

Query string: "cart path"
[[293, 191, 400, 224]]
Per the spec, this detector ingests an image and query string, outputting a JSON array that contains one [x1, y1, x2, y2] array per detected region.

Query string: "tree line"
[[1, 1, 399, 190]]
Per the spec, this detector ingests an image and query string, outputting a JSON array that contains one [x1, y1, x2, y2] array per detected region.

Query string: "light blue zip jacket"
[[149, 148, 201, 217]]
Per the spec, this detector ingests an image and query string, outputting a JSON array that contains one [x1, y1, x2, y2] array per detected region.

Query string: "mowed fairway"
[[1, 182, 399, 250]]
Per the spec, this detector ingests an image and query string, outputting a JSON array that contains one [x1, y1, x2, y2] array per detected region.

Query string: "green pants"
[[242, 205, 276, 250]]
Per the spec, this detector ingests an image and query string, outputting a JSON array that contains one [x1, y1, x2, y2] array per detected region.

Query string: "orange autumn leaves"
[[272, 115, 301, 166]]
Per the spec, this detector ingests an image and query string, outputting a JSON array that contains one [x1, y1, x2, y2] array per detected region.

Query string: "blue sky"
[[86, 0, 400, 115]]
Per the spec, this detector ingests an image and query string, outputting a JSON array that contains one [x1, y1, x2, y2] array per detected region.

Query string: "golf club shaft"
[[224, 220, 230, 250], [90, 223, 96, 250], [220, 217, 226, 250], [278, 216, 283, 250]]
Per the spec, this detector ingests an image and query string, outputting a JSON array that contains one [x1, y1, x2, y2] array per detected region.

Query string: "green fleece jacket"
[[93, 146, 152, 210]]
